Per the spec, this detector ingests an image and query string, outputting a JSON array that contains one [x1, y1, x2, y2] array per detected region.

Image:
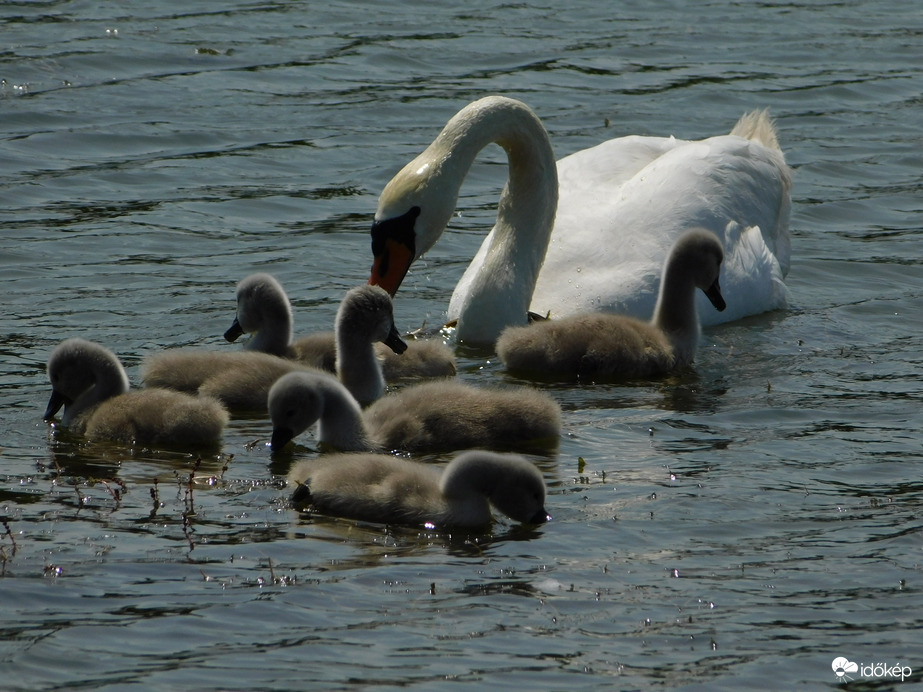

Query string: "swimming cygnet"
[[331, 284, 408, 406], [141, 349, 316, 413], [287, 450, 550, 528], [496, 228, 727, 380], [45, 338, 228, 447], [141, 285, 408, 411], [224, 273, 456, 381], [268, 370, 561, 454]]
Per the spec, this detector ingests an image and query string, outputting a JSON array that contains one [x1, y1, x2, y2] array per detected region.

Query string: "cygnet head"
[[267, 371, 326, 450], [44, 338, 130, 421], [224, 273, 292, 345], [671, 229, 727, 312], [490, 468, 550, 525], [444, 451, 551, 525], [337, 284, 408, 355]]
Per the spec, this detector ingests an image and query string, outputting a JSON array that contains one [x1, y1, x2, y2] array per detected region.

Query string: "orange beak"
[[369, 237, 415, 297]]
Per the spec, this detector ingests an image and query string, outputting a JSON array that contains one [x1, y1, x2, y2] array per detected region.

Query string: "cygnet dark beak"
[[270, 426, 294, 451], [529, 508, 551, 524], [43, 390, 67, 421], [383, 324, 408, 355], [224, 317, 245, 343], [705, 278, 726, 312]]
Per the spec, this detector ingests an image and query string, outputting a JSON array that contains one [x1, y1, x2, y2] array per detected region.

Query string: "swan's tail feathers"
[[717, 225, 790, 322], [730, 108, 781, 151]]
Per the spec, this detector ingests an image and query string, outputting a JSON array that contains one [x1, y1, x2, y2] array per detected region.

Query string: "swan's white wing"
[[708, 223, 789, 326], [449, 135, 675, 323], [531, 133, 791, 325]]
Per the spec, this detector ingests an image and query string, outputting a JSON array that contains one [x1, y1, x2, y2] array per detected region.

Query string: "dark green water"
[[2, 1, 922, 689]]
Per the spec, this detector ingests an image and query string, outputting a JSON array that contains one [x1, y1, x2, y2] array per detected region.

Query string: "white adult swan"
[[287, 450, 550, 528], [368, 95, 791, 345], [497, 228, 726, 380], [45, 338, 228, 447]]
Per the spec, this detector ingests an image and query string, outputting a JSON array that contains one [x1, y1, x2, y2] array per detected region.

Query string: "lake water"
[[2, 1, 922, 689]]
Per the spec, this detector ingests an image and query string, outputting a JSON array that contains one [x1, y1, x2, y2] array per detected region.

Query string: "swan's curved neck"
[[67, 355, 129, 425], [244, 295, 293, 358], [419, 98, 559, 344], [335, 314, 385, 408], [316, 381, 375, 453], [651, 258, 701, 365], [247, 325, 291, 357], [438, 457, 493, 524], [335, 343, 384, 408]]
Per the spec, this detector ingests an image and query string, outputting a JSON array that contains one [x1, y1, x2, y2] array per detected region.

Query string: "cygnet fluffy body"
[[224, 273, 456, 382], [268, 370, 561, 454], [287, 450, 550, 528], [496, 228, 727, 380], [45, 338, 228, 447], [141, 349, 316, 413], [141, 285, 408, 410]]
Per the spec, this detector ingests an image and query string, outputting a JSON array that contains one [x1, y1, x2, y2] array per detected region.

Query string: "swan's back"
[[531, 111, 791, 326], [288, 454, 447, 525], [82, 389, 228, 447], [364, 380, 560, 454], [379, 339, 456, 380], [142, 350, 315, 412], [287, 450, 548, 527], [497, 313, 675, 381]]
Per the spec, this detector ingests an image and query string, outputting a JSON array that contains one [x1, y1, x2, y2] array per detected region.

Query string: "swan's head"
[[369, 150, 464, 296], [492, 481, 551, 525], [369, 95, 555, 303], [225, 273, 292, 343], [45, 338, 129, 421], [336, 285, 407, 355], [445, 451, 551, 525], [268, 372, 327, 451], [486, 454, 550, 525], [672, 229, 727, 312]]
